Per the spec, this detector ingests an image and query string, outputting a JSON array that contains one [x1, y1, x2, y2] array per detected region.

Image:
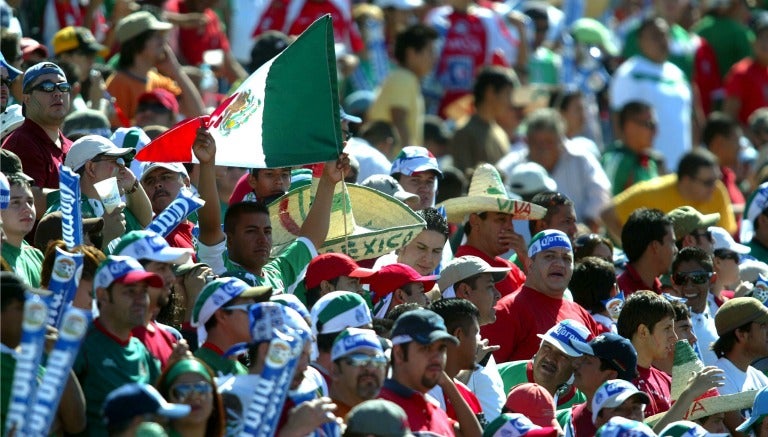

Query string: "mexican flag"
[[135, 15, 343, 168]]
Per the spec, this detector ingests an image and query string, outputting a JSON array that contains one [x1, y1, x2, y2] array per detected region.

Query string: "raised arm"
[[298, 154, 350, 249], [192, 126, 226, 246]]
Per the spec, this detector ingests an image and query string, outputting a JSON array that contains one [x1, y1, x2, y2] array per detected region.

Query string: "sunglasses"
[[672, 271, 712, 286], [91, 155, 127, 166], [343, 353, 388, 368], [222, 303, 252, 313], [28, 81, 71, 93], [171, 381, 212, 401]]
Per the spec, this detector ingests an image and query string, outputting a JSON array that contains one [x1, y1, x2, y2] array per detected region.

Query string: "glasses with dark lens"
[[673, 271, 712, 285], [171, 381, 212, 402], [29, 81, 71, 93], [574, 233, 602, 248], [91, 155, 126, 166], [344, 354, 388, 368]]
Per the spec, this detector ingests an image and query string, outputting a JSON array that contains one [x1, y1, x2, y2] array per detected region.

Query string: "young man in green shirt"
[[73, 255, 164, 436], [1, 173, 44, 287]]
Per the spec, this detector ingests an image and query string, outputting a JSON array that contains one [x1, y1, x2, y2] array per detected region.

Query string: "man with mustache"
[[329, 328, 387, 420], [140, 162, 196, 250]]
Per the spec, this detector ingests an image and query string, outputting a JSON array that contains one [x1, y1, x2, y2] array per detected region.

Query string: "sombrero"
[[268, 176, 426, 261], [645, 340, 756, 426], [437, 163, 547, 224]]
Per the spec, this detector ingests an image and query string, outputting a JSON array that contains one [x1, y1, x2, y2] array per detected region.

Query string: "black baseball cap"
[[571, 333, 639, 381], [390, 309, 459, 346]]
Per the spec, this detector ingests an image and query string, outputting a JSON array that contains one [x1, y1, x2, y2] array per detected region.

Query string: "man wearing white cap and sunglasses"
[[46, 134, 153, 250]]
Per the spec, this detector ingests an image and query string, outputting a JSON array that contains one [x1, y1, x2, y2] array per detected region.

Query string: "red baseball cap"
[[138, 88, 179, 114], [304, 253, 375, 289], [505, 383, 561, 431], [360, 263, 438, 302]]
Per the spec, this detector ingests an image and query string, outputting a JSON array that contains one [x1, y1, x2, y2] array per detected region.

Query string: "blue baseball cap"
[[390, 308, 458, 346], [570, 333, 638, 382], [0, 51, 21, 81], [597, 417, 657, 437], [737, 386, 768, 433], [331, 327, 383, 361], [22, 61, 67, 92]]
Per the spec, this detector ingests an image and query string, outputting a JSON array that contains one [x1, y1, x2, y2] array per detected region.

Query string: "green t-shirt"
[[1, 241, 44, 287], [748, 239, 768, 264], [197, 236, 317, 302], [73, 321, 161, 437], [601, 142, 660, 196], [496, 359, 586, 410], [622, 23, 694, 80], [694, 15, 754, 80], [46, 190, 144, 233], [194, 344, 248, 377]]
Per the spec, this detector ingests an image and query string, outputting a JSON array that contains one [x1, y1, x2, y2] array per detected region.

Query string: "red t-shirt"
[[229, 173, 253, 205], [481, 286, 602, 363], [694, 36, 721, 115], [165, 0, 231, 65], [455, 245, 525, 297], [617, 264, 662, 297], [165, 220, 197, 261], [721, 166, 745, 213], [724, 57, 768, 125], [132, 321, 177, 368], [286, 0, 363, 53], [2, 119, 72, 189], [444, 380, 483, 421], [568, 402, 596, 437], [634, 365, 672, 417], [378, 379, 456, 436]]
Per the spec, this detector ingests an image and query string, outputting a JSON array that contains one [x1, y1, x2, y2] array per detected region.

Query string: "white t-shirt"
[[715, 357, 768, 418], [464, 355, 506, 422], [690, 306, 719, 366]]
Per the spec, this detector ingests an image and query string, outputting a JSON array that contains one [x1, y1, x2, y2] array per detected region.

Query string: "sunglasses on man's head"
[[672, 271, 712, 286]]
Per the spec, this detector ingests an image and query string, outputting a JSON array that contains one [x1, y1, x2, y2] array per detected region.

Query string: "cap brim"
[[537, 335, 583, 357], [348, 267, 377, 279], [1, 60, 21, 80], [737, 416, 760, 433], [240, 285, 273, 300], [116, 271, 164, 287], [484, 266, 512, 282], [701, 213, 721, 227], [427, 331, 459, 345], [405, 166, 443, 177], [145, 247, 194, 264], [569, 338, 594, 355], [103, 147, 137, 159], [157, 402, 191, 419], [151, 22, 173, 32], [393, 191, 419, 203]]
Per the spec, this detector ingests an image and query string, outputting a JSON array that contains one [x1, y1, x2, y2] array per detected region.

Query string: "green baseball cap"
[[113, 230, 193, 264]]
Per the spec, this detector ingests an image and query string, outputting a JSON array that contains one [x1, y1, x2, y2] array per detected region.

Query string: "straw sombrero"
[[645, 341, 757, 426], [437, 163, 547, 224], [268, 176, 426, 261]]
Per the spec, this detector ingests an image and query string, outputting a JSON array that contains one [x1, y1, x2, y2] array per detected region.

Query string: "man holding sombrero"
[[438, 163, 546, 297]]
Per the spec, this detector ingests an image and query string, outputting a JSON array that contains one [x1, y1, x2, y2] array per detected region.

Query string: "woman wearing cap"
[[156, 357, 225, 437]]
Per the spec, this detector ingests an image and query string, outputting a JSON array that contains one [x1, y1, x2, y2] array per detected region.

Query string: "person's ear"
[[710, 272, 717, 284], [455, 282, 471, 299], [95, 287, 108, 305], [468, 213, 482, 228], [331, 361, 343, 380], [394, 288, 407, 304], [84, 161, 98, 179], [393, 344, 405, 364], [453, 326, 464, 342], [247, 172, 258, 190], [637, 323, 650, 341], [320, 279, 335, 294]]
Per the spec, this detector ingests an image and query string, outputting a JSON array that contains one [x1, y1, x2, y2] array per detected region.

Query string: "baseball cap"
[[536, 319, 592, 357], [390, 146, 442, 177], [483, 413, 559, 437], [62, 109, 112, 139], [0, 173, 8, 209], [528, 230, 573, 258], [597, 417, 657, 437], [102, 383, 190, 426], [374, 0, 423, 9], [190, 277, 272, 328], [172, 262, 210, 277], [93, 255, 164, 290], [138, 88, 180, 114], [139, 162, 190, 183], [52, 26, 106, 56], [345, 400, 414, 437], [344, 90, 375, 119], [360, 174, 420, 205], [570, 333, 638, 382], [709, 226, 750, 254], [390, 308, 458, 346], [304, 253, 375, 290], [361, 263, 439, 303], [504, 383, 559, 430], [340, 107, 362, 124], [571, 17, 619, 57], [0, 149, 33, 182], [330, 327, 384, 361], [737, 386, 768, 432], [22, 62, 67, 93], [667, 206, 720, 240], [0, 51, 21, 81], [310, 290, 372, 336], [438, 255, 510, 296], [714, 297, 768, 336], [65, 135, 136, 171], [20, 38, 49, 62], [270, 294, 311, 321], [113, 230, 193, 264], [508, 162, 557, 197], [592, 379, 651, 424], [116, 11, 173, 44], [659, 420, 729, 437]]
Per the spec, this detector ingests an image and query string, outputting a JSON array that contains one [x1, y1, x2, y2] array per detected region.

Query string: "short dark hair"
[[672, 247, 714, 274], [569, 257, 616, 314], [464, 212, 487, 237], [677, 148, 718, 180], [429, 298, 479, 335], [418, 207, 449, 239], [528, 191, 574, 234], [454, 273, 482, 293], [317, 332, 342, 353], [0, 273, 26, 311], [669, 298, 691, 322], [549, 88, 582, 112], [393, 24, 438, 65], [118, 30, 156, 69], [6, 174, 32, 189], [621, 208, 672, 263], [617, 290, 675, 340], [618, 101, 653, 129], [473, 66, 517, 106], [712, 323, 752, 358], [360, 120, 399, 149], [305, 277, 340, 310], [385, 302, 421, 322], [637, 15, 667, 39], [703, 112, 738, 147], [223, 201, 270, 234], [713, 248, 739, 263]]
